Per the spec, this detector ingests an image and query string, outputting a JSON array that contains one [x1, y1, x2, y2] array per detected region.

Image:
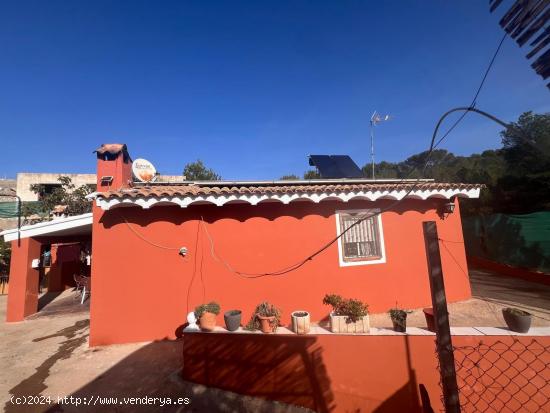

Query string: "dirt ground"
[[370, 268, 550, 328], [0, 268, 549, 413], [0, 291, 311, 413]]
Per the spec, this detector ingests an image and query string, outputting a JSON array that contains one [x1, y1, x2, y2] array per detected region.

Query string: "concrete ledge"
[[183, 325, 550, 336]]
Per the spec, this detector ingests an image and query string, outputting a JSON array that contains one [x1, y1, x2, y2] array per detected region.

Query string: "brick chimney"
[[94, 144, 132, 192]]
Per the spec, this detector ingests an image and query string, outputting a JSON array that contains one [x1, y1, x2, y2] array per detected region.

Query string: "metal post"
[[16, 195, 21, 247], [370, 121, 375, 180], [423, 221, 461, 413]]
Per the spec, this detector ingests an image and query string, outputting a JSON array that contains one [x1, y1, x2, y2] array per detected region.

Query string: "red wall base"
[[468, 256, 550, 286], [182, 333, 550, 413]]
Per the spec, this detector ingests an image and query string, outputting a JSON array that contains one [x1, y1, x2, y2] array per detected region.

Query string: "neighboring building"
[[16, 172, 183, 202], [0, 179, 17, 231], [1, 144, 482, 346], [16, 173, 97, 202]]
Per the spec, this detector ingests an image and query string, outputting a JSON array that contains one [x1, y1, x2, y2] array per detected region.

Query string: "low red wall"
[[90, 199, 472, 345], [468, 256, 550, 286], [182, 333, 550, 413]]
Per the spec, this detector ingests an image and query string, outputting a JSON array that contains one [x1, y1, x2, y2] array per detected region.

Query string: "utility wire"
[[119, 213, 180, 251], [118, 32, 511, 277], [198, 32, 511, 278], [433, 32, 507, 150], [201, 107, 513, 278]]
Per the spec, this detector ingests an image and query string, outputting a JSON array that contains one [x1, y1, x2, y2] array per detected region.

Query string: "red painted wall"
[[6, 238, 41, 322], [182, 333, 550, 413], [90, 198, 471, 345], [47, 243, 82, 291]]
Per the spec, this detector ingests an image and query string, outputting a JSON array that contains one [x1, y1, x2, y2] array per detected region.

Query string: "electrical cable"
[[201, 106, 515, 278], [433, 32, 508, 151], [118, 213, 180, 251], [117, 32, 513, 277], [117, 108, 516, 277]]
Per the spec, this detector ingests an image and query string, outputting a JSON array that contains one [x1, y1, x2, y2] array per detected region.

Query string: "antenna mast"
[[369, 111, 391, 180]]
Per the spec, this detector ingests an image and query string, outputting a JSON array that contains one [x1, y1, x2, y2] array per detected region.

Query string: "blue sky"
[[1, 1, 548, 180]]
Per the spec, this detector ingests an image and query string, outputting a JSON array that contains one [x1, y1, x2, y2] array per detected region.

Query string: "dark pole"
[[16, 195, 21, 247], [423, 221, 461, 413]]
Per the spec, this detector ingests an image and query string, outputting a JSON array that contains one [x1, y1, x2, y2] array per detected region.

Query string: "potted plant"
[[291, 311, 310, 335], [224, 309, 242, 331], [194, 301, 221, 331], [502, 307, 532, 333], [244, 301, 281, 333], [388, 307, 410, 333], [323, 294, 369, 333]]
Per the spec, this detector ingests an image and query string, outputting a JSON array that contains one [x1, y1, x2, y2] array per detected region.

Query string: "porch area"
[[0, 213, 92, 322]]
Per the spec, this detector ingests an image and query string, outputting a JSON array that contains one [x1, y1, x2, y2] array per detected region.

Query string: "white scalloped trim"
[[94, 188, 481, 210]]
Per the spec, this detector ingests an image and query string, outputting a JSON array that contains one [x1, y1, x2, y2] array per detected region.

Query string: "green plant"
[[0, 238, 11, 275], [323, 294, 368, 323], [388, 307, 410, 327], [22, 176, 94, 223], [194, 302, 221, 318], [244, 301, 281, 332], [503, 307, 530, 317]]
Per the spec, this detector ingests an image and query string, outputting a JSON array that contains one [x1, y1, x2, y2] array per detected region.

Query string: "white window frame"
[[335, 208, 386, 267]]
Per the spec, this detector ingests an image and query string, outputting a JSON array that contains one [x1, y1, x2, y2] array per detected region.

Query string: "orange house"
[[3, 144, 482, 346]]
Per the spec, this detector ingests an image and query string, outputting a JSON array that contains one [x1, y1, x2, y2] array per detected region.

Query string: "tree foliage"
[[0, 238, 10, 275], [364, 111, 549, 215], [22, 176, 93, 223], [303, 169, 321, 179], [183, 160, 221, 181], [280, 174, 300, 180]]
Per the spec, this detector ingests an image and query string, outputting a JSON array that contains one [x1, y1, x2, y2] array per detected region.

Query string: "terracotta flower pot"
[[257, 314, 275, 333], [199, 312, 217, 331], [291, 311, 310, 335]]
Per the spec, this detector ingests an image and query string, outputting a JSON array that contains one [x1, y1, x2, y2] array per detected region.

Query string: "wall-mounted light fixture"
[[443, 200, 455, 214], [438, 197, 456, 219]]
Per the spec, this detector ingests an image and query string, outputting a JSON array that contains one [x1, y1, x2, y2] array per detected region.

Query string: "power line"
[[200, 107, 513, 278], [197, 30, 511, 278], [117, 32, 511, 278], [433, 32, 507, 150]]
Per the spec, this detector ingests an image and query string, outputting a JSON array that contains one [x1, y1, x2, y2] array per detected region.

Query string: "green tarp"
[[0, 201, 41, 218], [0, 202, 19, 218], [462, 212, 550, 273]]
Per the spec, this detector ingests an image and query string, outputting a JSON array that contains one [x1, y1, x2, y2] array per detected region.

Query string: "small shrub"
[[293, 311, 308, 317], [323, 294, 368, 323], [503, 307, 530, 317], [388, 307, 410, 327], [194, 302, 221, 319], [244, 301, 281, 332]]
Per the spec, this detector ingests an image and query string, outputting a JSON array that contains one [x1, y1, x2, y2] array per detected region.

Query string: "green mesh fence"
[[0, 202, 18, 219], [0, 201, 41, 219], [462, 212, 550, 273]]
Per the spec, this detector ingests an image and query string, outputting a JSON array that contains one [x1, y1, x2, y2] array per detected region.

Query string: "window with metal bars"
[[336, 209, 384, 264]]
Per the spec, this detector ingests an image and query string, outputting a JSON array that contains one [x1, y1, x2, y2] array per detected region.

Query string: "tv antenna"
[[369, 111, 392, 179]]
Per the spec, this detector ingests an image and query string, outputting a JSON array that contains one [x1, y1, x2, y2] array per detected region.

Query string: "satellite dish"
[[132, 158, 157, 183]]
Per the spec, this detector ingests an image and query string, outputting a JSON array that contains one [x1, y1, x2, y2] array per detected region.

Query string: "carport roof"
[[0, 213, 92, 242]]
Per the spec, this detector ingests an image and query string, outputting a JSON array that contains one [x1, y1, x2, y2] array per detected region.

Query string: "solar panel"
[[308, 155, 365, 179]]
